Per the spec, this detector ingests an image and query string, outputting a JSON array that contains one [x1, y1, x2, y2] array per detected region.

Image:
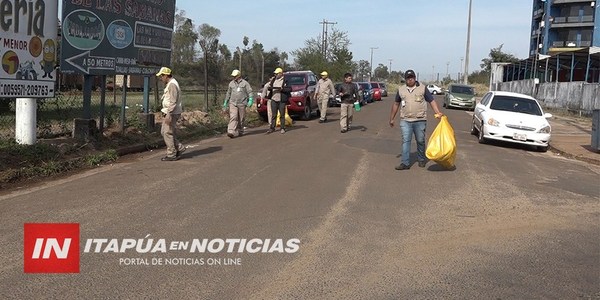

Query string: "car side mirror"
[[544, 113, 553, 118], [309, 81, 316, 86]]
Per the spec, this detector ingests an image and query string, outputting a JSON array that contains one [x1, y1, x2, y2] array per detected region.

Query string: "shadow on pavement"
[[179, 146, 222, 159]]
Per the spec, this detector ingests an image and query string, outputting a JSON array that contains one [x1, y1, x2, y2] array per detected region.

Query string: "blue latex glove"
[[247, 97, 254, 107], [222, 99, 228, 109]]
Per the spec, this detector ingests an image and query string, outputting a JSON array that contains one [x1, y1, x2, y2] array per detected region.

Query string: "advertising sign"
[[0, 0, 58, 98], [60, 0, 175, 76]]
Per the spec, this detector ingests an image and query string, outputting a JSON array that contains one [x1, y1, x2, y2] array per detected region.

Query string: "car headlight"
[[291, 90, 305, 97], [487, 118, 500, 127], [538, 125, 551, 133]]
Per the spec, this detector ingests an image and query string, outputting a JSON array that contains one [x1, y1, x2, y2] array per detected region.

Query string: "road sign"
[[0, 0, 58, 98], [60, 0, 175, 75]]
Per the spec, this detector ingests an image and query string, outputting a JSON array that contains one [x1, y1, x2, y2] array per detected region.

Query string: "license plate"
[[513, 133, 527, 141]]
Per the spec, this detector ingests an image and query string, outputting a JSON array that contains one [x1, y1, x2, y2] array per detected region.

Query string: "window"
[[286, 75, 306, 85], [450, 85, 474, 95], [489, 96, 542, 116], [481, 93, 492, 106]]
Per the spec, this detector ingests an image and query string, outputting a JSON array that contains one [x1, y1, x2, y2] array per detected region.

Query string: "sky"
[[176, 0, 533, 80]]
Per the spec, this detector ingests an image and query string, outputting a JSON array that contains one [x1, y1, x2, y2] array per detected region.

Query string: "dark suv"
[[257, 71, 318, 120]]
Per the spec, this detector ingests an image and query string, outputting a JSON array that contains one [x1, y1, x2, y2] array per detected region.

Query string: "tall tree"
[[373, 64, 389, 81], [480, 44, 520, 73], [171, 17, 198, 65], [198, 23, 221, 109], [292, 28, 353, 81], [355, 60, 371, 81]]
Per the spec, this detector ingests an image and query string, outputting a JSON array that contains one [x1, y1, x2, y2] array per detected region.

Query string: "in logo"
[[24, 223, 80, 273]]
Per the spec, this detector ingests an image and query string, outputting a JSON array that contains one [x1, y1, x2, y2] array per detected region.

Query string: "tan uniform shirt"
[[161, 78, 182, 114]]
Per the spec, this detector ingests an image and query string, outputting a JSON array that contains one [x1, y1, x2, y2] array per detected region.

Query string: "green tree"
[[355, 60, 370, 81], [480, 44, 520, 73], [292, 28, 353, 81], [198, 23, 221, 109], [171, 10, 198, 65], [373, 64, 389, 81]]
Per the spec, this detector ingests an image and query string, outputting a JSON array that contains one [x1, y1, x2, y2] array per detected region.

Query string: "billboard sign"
[[0, 0, 59, 98], [60, 0, 175, 76]]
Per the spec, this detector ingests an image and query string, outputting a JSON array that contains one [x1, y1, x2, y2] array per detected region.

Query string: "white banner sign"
[[1, 0, 58, 98]]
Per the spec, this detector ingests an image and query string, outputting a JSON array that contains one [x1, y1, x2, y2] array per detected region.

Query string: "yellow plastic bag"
[[276, 108, 293, 127], [426, 116, 456, 169]]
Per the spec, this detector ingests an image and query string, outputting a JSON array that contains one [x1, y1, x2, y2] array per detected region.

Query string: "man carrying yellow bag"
[[426, 116, 456, 169]]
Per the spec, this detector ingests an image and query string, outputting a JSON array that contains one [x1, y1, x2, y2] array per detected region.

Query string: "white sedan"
[[471, 91, 552, 152]]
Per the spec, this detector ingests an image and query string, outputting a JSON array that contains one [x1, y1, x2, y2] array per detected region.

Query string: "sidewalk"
[[548, 114, 600, 165]]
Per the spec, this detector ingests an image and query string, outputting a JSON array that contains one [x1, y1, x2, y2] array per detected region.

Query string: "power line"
[[319, 19, 337, 59]]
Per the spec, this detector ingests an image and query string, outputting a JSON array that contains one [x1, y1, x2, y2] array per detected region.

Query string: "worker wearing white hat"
[[315, 71, 335, 123], [156, 67, 186, 161], [223, 69, 253, 138]]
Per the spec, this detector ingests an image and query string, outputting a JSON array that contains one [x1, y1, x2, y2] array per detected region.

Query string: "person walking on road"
[[223, 69, 253, 138], [263, 67, 291, 134], [315, 71, 335, 123], [389, 69, 443, 170], [262, 75, 275, 126], [336, 73, 358, 133], [157, 67, 186, 161]]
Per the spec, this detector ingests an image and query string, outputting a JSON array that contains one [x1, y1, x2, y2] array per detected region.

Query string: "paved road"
[[1, 96, 599, 299]]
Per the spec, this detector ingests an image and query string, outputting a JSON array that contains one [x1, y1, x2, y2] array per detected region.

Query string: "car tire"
[[470, 118, 478, 135], [432, 91, 438, 95], [478, 123, 486, 144], [302, 101, 312, 120]]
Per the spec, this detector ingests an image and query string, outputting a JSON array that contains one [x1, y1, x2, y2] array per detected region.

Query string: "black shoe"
[[161, 156, 178, 161], [176, 146, 187, 157], [266, 129, 274, 134], [227, 133, 235, 138], [341, 129, 347, 133], [318, 119, 324, 123], [418, 161, 426, 168], [395, 163, 410, 170]]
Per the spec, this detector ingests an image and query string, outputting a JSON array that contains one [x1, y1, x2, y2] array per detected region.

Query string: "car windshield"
[[371, 83, 379, 88], [489, 96, 543, 116], [285, 75, 306, 85], [358, 83, 370, 89], [450, 86, 474, 95]]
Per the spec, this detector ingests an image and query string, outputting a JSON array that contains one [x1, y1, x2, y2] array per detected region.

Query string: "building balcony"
[[550, 15, 595, 28], [550, 40, 592, 48]]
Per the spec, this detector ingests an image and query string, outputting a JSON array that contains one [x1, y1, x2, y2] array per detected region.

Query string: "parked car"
[[471, 91, 552, 152], [257, 70, 318, 121], [357, 82, 374, 103], [330, 82, 366, 107], [443, 84, 476, 110], [426, 84, 443, 95], [369, 82, 383, 101], [379, 82, 388, 97]]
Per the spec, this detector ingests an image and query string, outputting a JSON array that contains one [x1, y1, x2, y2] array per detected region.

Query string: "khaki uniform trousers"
[[228, 103, 246, 136], [161, 113, 183, 157], [340, 103, 354, 130]]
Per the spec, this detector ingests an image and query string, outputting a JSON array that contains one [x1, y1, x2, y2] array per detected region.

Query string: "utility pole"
[[463, 0, 472, 84], [369, 47, 378, 81], [446, 61, 450, 77], [319, 19, 337, 59], [388, 59, 393, 73], [460, 57, 464, 81], [236, 47, 242, 73]]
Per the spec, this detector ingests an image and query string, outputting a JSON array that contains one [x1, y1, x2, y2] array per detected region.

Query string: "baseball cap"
[[274, 67, 283, 74], [231, 69, 241, 77], [156, 67, 172, 76], [320, 71, 328, 76], [404, 69, 416, 78]]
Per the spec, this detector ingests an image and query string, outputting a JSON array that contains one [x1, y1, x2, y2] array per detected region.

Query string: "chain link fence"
[[0, 75, 228, 141]]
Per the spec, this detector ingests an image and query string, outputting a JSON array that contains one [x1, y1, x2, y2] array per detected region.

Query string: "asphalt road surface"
[[1, 95, 599, 299]]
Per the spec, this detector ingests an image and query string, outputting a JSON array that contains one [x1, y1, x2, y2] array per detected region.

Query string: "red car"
[[257, 71, 318, 121], [369, 82, 383, 101]]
